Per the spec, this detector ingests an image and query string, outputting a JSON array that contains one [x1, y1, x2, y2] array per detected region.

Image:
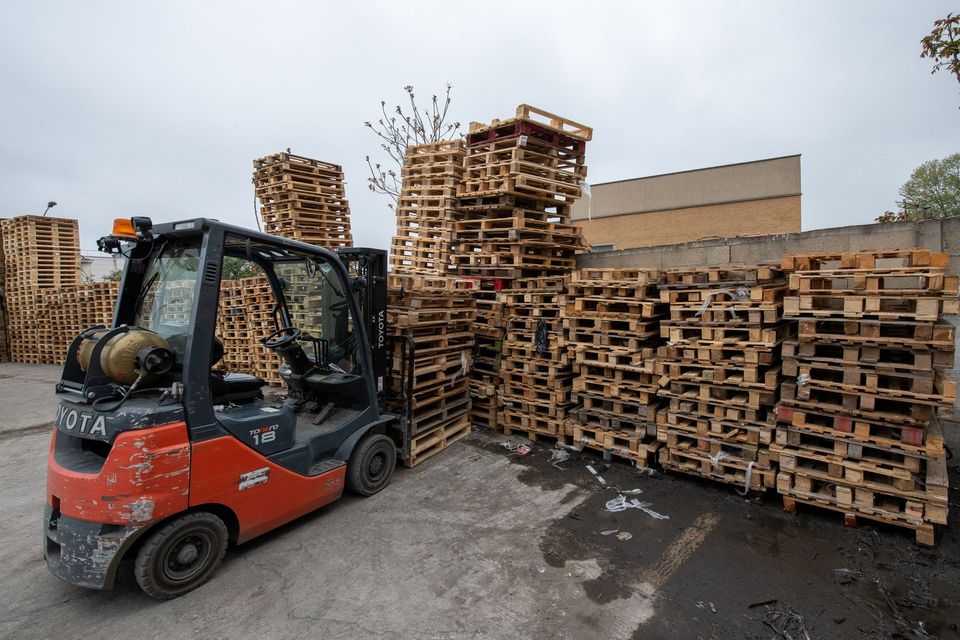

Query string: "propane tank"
[[76, 327, 174, 385]]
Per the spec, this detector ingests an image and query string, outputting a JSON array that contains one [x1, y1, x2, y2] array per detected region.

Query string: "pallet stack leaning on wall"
[[562, 268, 666, 465], [655, 265, 789, 492], [254, 151, 353, 248], [775, 249, 958, 546], [451, 105, 592, 442]]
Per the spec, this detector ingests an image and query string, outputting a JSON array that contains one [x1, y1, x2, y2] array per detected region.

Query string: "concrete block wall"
[[577, 217, 960, 462], [577, 218, 960, 273]]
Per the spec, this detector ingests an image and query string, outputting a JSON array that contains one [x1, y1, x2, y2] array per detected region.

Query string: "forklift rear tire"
[[347, 434, 397, 496], [134, 512, 228, 600]]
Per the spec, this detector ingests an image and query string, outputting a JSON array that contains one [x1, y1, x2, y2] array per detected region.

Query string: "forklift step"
[[308, 459, 345, 476]]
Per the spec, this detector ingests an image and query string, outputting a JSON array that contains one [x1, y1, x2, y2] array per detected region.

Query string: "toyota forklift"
[[44, 217, 400, 599]]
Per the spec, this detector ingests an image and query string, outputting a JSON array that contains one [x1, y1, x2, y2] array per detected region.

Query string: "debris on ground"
[[599, 528, 634, 541], [549, 447, 571, 468], [501, 442, 532, 456], [586, 464, 609, 487], [833, 568, 936, 639], [761, 607, 811, 640], [604, 495, 669, 520], [633, 465, 659, 478]]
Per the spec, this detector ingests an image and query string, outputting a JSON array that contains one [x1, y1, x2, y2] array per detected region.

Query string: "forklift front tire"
[[134, 511, 228, 600], [347, 434, 397, 496]]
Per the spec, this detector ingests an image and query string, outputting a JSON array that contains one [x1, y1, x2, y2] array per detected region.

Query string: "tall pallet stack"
[[451, 105, 592, 440], [452, 104, 590, 278], [253, 152, 353, 248], [497, 276, 571, 440], [655, 265, 789, 492], [1, 216, 81, 363], [775, 249, 958, 546], [562, 268, 666, 466], [389, 141, 464, 275], [386, 274, 475, 466]]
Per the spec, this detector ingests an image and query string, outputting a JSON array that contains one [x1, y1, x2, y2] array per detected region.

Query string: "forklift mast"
[[335, 247, 388, 408]]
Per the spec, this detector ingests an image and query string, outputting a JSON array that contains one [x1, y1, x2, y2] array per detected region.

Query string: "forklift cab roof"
[[135, 217, 345, 264]]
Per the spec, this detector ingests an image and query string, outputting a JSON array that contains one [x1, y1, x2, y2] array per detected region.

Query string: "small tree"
[[876, 153, 960, 222], [921, 12, 960, 92], [222, 257, 259, 280], [364, 84, 460, 208], [102, 269, 123, 282]]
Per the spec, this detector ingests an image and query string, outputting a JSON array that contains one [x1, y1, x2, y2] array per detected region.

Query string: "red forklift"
[[44, 217, 405, 598]]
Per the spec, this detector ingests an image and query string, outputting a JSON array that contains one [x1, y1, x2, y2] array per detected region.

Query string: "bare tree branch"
[[365, 84, 461, 208]]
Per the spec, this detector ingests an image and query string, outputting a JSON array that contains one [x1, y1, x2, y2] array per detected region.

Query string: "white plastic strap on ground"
[[586, 464, 608, 487], [605, 495, 669, 520]]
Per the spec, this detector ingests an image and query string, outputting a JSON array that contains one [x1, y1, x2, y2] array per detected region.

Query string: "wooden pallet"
[[784, 294, 956, 321], [499, 409, 566, 439], [781, 248, 949, 272], [782, 338, 953, 370], [253, 151, 354, 249], [777, 472, 942, 546], [657, 410, 773, 445], [403, 418, 472, 468], [566, 421, 660, 466], [468, 103, 593, 141], [659, 446, 774, 491], [784, 360, 954, 405]]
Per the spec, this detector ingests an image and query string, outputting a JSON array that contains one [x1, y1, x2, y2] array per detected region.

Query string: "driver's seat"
[[211, 372, 266, 404]]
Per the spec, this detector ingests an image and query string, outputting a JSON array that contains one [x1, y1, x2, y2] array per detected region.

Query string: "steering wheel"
[[261, 326, 301, 350]]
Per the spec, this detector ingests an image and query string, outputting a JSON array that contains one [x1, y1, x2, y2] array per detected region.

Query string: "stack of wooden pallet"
[[775, 249, 958, 546], [0, 216, 81, 363], [217, 276, 283, 385], [498, 276, 573, 440], [655, 265, 789, 492], [386, 274, 475, 466], [462, 275, 510, 432], [449, 105, 591, 440], [47, 282, 119, 363], [253, 152, 353, 248], [389, 141, 464, 275], [451, 104, 591, 279], [0, 295, 7, 362], [563, 268, 666, 466], [0, 221, 6, 362]]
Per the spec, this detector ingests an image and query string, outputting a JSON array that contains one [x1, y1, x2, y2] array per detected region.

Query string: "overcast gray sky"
[[1, 1, 958, 253]]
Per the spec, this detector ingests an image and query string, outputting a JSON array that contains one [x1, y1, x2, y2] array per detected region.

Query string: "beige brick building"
[[571, 155, 801, 250]]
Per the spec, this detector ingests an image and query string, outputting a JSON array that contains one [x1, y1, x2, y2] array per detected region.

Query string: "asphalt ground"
[[1, 363, 958, 639]]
